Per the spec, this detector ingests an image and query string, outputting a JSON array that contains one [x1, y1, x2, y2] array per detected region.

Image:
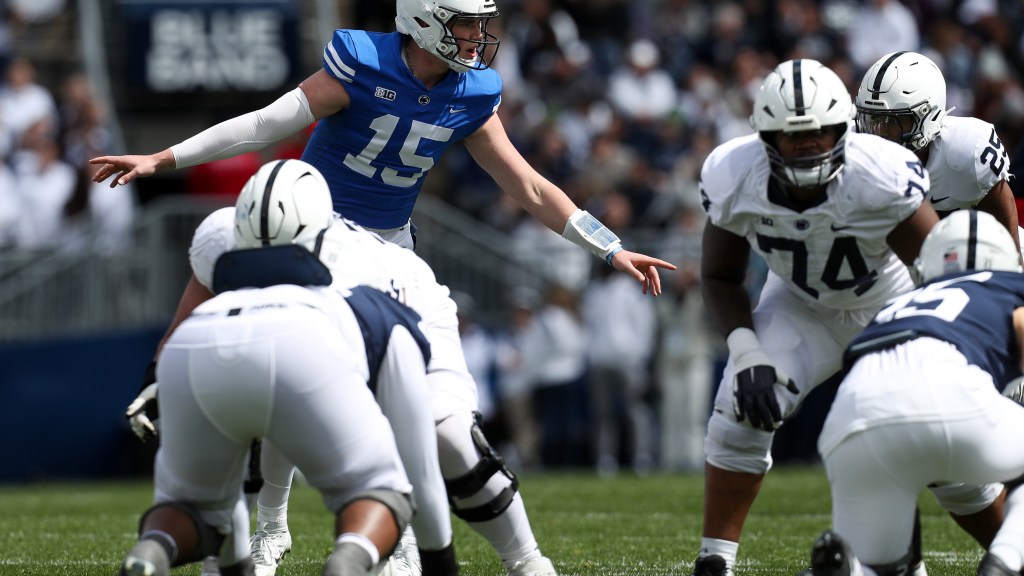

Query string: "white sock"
[[700, 538, 739, 570], [337, 533, 380, 566]]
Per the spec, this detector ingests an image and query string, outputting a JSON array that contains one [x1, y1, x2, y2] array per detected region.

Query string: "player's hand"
[[733, 364, 798, 431], [727, 328, 798, 432], [126, 383, 159, 442], [89, 154, 162, 188], [610, 250, 677, 296]]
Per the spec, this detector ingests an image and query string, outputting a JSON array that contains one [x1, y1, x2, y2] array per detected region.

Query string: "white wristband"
[[726, 327, 773, 372], [171, 87, 315, 168], [561, 209, 622, 262]]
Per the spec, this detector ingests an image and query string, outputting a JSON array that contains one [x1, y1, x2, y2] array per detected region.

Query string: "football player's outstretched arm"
[[465, 113, 676, 295], [886, 202, 940, 266], [700, 220, 754, 338], [90, 70, 349, 187], [975, 179, 1022, 260]]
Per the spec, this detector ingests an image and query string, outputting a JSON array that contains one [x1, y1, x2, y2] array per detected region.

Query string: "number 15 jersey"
[[700, 132, 928, 311], [303, 30, 502, 230]]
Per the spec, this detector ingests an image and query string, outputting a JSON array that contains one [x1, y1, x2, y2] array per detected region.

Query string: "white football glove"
[[126, 383, 159, 442], [728, 328, 798, 432]]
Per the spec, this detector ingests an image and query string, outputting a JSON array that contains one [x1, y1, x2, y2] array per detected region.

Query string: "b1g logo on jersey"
[[374, 87, 397, 101]]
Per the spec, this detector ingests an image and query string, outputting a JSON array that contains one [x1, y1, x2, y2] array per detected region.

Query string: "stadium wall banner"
[[0, 326, 165, 483], [120, 0, 302, 93]]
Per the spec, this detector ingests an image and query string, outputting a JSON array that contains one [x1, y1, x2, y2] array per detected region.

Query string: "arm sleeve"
[[170, 87, 315, 168]]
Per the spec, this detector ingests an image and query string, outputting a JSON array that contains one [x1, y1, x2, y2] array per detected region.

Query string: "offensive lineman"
[[119, 225, 436, 576], [810, 210, 1024, 576], [853, 48, 1017, 557], [691, 59, 939, 576]]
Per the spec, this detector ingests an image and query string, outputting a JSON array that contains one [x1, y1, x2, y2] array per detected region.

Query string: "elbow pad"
[[171, 87, 315, 168]]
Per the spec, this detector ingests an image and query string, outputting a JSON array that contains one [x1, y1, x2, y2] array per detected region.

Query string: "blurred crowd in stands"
[[4, 0, 1024, 472]]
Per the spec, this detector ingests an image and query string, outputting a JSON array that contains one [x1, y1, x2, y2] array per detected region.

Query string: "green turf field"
[[0, 465, 985, 576]]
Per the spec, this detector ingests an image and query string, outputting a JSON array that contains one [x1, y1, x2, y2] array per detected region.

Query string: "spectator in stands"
[[581, 260, 657, 476], [845, 0, 920, 72], [0, 57, 56, 146], [10, 120, 74, 249], [517, 283, 588, 469], [607, 39, 679, 161], [495, 286, 544, 471]]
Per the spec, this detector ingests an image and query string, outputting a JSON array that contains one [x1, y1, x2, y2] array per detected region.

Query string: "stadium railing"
[[0, 194, 620, 342]]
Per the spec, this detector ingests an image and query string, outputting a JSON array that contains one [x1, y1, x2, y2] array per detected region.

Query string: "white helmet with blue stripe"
[[916, 210, 1022, 282]]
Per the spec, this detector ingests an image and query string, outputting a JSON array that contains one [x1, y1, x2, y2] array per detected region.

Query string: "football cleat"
[[693, 554, 728, 576], [977, 554, 1020, 576], [506, 555, 558, 576], [120, 539, 170, 576], [378, 526, 422, 576], [250, 520, 292, 576], [811, 531, 859, 576]]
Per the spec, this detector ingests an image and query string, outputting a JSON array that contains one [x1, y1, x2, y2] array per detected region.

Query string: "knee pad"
[[352, 489, 416, 534], [703, 410, 774, 474], [437, 412, 518, 522], [139, 502, 224, 565], [928, 482, 1003, 516]]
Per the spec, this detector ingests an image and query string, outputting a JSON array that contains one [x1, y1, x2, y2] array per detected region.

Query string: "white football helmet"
[[750, 59, 855, 188], [856, 51, 948, 152], [395, 0, 500, 73], [915, 210, 1022, 282], [234, 159, 334, 249]]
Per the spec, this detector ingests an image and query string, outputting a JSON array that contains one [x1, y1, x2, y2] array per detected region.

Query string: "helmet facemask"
[[856, 101, 945, 152], [760, 124, 849, 189]]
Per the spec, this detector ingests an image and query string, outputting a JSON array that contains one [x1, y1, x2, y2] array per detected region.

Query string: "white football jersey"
[[188, 207, 456, 333], [925, 115, 1010, 212], [700, 132, 926, 310]]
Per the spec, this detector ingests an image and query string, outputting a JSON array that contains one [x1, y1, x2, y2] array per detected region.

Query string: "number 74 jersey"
[[700, 132, 928, 311]]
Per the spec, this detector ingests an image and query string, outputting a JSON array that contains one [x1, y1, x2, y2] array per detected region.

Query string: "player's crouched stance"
[[809, 211, 1024, 576], [118, 227, 430, 575]]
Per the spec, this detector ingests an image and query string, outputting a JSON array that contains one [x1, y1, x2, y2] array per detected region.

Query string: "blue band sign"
[[121, 0, 301, 92]]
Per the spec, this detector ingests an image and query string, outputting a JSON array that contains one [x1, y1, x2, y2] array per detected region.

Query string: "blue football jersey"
[[847, 270, 1024, 386], [303, 30, 502, 229], [345, 285, 432, 392]]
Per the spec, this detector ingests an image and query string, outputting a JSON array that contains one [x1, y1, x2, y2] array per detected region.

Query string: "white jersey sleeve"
[[188, 207, 237, 291], [926, 116, 1010, 212]]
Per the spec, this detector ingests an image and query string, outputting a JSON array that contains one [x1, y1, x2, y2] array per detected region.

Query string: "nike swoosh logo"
[[930, 195, 950, 204], [448, 107, 466, 114], [831, 224, 853, 232]]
